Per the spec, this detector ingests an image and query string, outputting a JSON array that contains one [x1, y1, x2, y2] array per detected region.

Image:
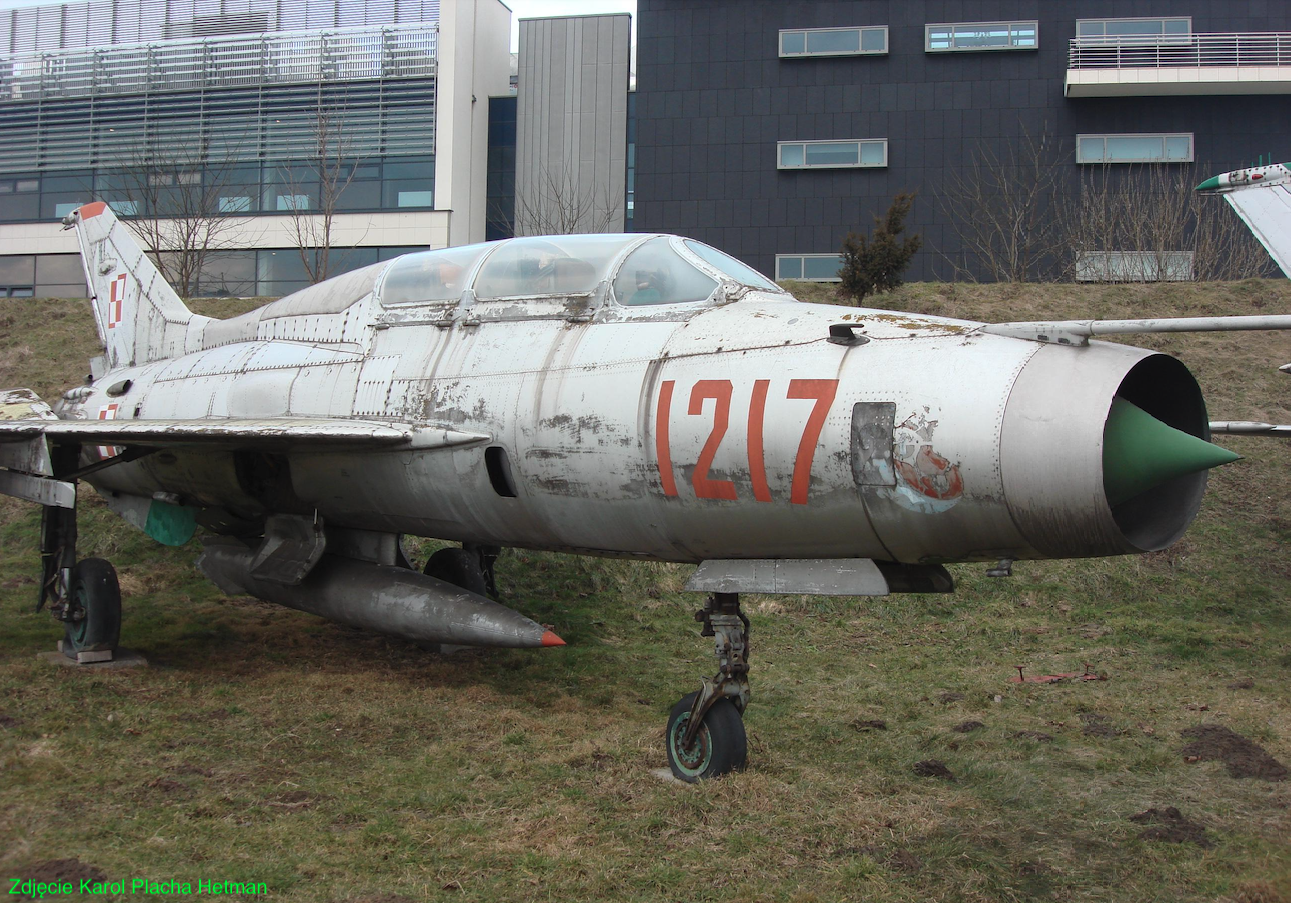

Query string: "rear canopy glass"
[[473, 235, 636, 299], [380, 246, 489, 306]]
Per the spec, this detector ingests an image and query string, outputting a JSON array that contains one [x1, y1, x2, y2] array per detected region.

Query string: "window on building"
[[778, 140, 887, 169], [775, 254, 843, 282], [380, 156, 435, 210], [926, 22, 1038, 52], [1075, 251, 1194, 282], [780, 26, 888, 58], [1076, 18, 1191, 39], [1077, 134, 1193, 164]]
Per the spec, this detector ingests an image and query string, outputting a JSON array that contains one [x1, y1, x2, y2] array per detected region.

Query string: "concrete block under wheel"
[[39, 644, 148, 669]]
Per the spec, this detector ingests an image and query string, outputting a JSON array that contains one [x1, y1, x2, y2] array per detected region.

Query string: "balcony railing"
[[0, 23, 438, 103], [1069, 32, 1291, 70]]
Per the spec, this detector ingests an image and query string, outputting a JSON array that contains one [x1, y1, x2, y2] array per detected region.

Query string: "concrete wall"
[[437, 0, 512, 246], [515, 14, 631, 235], [633, 0, 1291, 281]]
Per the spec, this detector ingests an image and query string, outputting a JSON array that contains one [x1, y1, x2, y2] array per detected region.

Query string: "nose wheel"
[[665, 592, 750, 782]]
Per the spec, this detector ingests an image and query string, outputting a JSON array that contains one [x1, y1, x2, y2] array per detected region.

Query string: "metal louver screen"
[[1, 0, 440, 55], [0, 24, 437, 173]]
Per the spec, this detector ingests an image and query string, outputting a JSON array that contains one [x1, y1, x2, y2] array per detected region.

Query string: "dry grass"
[[0, 284, 1289, 902]]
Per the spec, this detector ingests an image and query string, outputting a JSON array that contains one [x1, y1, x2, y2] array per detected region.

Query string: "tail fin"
[[63, 202, 213, 370]]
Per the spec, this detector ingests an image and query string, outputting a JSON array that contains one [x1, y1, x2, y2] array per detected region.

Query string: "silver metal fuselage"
[[63, 290, 1192, 566]]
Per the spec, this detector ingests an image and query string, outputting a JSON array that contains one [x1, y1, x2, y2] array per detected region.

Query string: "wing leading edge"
[[0, 417, 490, 451]]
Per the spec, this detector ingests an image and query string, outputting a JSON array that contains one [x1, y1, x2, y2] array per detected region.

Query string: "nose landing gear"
[[665, 592, 750, 782]]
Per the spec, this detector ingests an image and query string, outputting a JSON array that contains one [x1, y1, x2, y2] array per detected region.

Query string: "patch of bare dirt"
[[1180, 725, 1287, 780], [144, 777, 190, 795], [885, 849, 922, 873], [1227, 678, 1256, 690], [19, 859, 106, 895], [851, 718, 887, 731], [168, 763, 214, 777], [953, 720, 984, 733], [1013, 730, 1054, 742], [0, 714, 19, 728], [269, 789, 323, 810], [1130, 807, 1213, 849], [1081, 713, 1124, 738], [1231, 879, 1289, 903], [913, 760, 955, 780], [937, 691, 965, 703], [855, 846, 922, 873]]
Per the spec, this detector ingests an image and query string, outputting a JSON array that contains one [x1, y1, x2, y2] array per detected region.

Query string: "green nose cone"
[[1195, 174, 1221, 192], [1103, 398, 1241, 507]]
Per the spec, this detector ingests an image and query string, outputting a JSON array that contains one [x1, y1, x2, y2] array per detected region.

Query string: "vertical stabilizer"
[[62, 202, 214, 369]]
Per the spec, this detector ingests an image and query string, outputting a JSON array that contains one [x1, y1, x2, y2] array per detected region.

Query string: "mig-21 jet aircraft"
[[0, 200, 1286, 780]]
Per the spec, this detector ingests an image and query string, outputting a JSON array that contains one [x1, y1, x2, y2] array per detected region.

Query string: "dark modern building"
[[632, 1, 1291, 282]]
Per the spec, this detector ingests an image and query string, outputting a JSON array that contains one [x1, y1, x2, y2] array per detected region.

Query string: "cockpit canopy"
[[377, 234, 785, 309]]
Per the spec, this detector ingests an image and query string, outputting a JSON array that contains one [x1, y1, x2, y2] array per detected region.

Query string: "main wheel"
[[423, 547, 489, 598], [64, 558, 122, 654], [665, 691, 747, 782]]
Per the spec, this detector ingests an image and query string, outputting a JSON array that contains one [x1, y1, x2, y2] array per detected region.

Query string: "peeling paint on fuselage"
[[70, 286, 1067, 565]]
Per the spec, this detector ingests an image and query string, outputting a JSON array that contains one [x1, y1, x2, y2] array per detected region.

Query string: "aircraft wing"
[[1209, 421, 1291, 437], [0, 408, 490, 508], [0, 417, 489, 451], [980, 314, 1291, 345], [1221, 181, 1291, 278]]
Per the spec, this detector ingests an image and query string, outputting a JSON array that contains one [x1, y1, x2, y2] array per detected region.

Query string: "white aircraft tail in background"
[[1196, 161, 1291, 278]]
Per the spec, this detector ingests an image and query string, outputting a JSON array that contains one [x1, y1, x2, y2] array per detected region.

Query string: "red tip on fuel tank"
[[541, 630, 566, 647]]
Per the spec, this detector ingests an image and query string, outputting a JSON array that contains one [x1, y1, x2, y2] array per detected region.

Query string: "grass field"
[[1, 281, 1289, 903]]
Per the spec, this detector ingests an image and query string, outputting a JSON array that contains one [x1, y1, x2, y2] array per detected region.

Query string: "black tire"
[[665, 691, 747, 782], [423, 547, 489, 598], [64, 558, 122, 654]]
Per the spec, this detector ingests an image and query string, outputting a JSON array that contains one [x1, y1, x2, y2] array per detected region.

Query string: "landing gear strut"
[[665, 592, 749, 782], [38, 458, 123, 662], [423, 543, 501, 598]]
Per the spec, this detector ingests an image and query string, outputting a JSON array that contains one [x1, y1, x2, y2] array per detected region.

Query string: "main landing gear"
[[41, 504, 123, 663], [665, 592, 750, 782]]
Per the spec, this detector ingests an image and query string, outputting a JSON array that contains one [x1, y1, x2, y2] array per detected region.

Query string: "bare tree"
[[512, 159, 622, 236], [936, 128, 1068, 282], [280, 86, 365, 284], [113, 147, 253, 298], [1062, 163, 1276, 282]]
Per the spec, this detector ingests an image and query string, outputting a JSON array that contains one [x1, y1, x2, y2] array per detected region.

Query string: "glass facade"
[[0, 157, 434, 223], [0, 246, 425, 298], [486, 95, 517, 241]]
